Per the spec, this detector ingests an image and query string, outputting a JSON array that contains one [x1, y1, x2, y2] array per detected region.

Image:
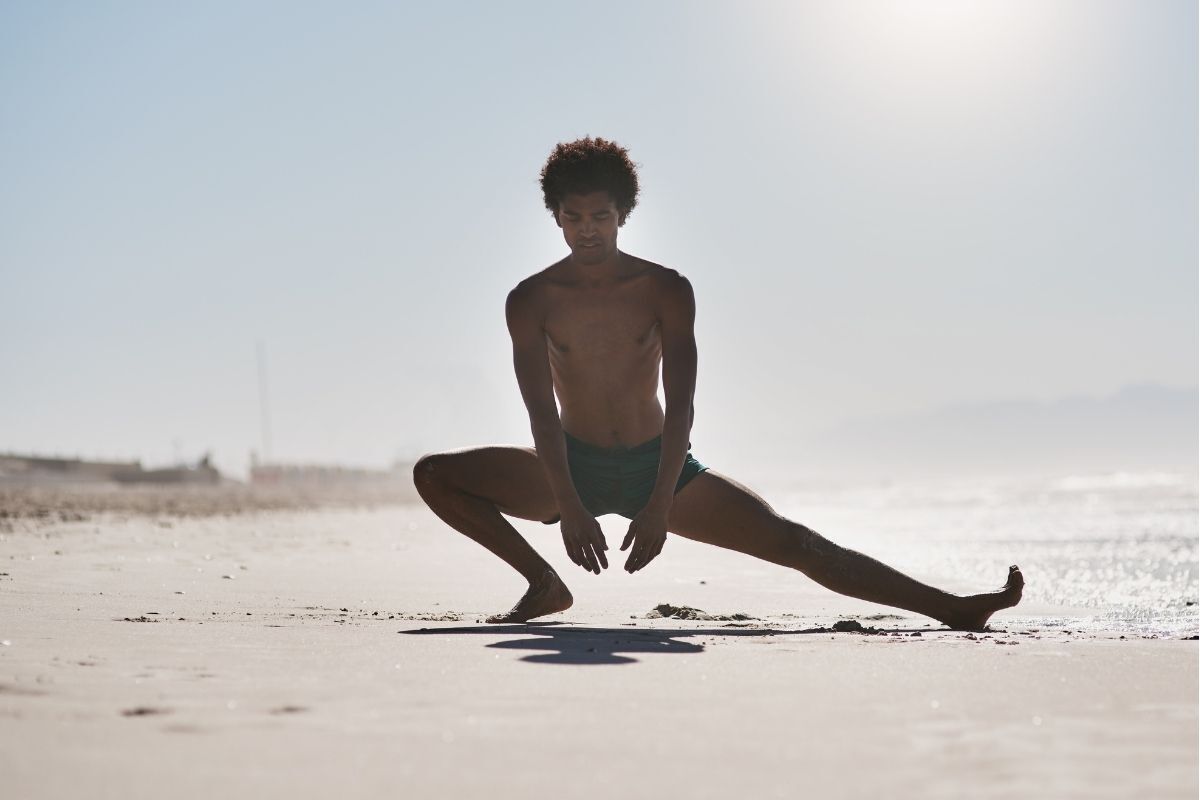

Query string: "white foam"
[[1054, 472, 1192, 492]]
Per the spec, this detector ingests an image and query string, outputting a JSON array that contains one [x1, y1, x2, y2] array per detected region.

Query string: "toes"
[[1004, 565, 1024, 587]]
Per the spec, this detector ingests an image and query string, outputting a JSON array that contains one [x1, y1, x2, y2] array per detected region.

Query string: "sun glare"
[[762, 0, 1078, 105]]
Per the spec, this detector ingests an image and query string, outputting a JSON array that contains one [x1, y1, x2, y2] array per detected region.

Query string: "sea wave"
[[1053, 472, 1193, 492]]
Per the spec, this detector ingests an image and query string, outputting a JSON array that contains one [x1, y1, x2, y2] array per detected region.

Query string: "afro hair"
[[539, 137, 640, 225]]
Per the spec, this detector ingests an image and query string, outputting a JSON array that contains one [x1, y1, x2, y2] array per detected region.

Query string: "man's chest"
[[543, 298, 661, 361]]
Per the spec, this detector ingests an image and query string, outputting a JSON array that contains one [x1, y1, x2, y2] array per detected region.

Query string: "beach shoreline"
[[0, 480, 420, 525], [0, 495, 1195, 799]]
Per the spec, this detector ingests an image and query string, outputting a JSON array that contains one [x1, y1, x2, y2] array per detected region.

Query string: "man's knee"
[[412, 452, 451, 493], [780, 521, 827, 570]]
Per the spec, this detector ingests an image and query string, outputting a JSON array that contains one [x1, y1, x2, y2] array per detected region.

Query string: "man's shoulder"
[[634, 258, 693, 302], [625, 255, 691, 291], [506, 261, 564, 321]]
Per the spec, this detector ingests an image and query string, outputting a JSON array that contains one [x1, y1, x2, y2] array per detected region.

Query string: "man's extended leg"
[[665, 471, 1022, 630], [413, 446, 571, 622]]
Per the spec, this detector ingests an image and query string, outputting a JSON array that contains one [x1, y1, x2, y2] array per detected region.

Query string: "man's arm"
[[506, 282, 608, 573], [622, 271, 697, 572]]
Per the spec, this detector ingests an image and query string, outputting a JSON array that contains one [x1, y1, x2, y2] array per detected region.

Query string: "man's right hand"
[[558, 505, 608, 574]]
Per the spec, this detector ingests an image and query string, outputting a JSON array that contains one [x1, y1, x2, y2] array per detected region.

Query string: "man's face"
[[556, 191, 622, 265]]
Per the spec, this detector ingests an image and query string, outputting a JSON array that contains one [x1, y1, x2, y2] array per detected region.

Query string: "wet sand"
[[0, 488, 1195, 799]]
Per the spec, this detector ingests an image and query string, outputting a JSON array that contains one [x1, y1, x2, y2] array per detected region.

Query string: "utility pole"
[[256, 340, 273, 464]]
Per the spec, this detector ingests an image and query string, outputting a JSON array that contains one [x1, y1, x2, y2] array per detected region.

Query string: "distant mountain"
[[804, 384, 1198, 478]]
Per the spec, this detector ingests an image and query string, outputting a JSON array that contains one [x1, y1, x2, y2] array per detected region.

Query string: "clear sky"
[[2, 0, 1196, 479]]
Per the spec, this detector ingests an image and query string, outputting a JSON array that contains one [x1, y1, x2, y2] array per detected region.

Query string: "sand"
[[0, 487, 1195, 799]]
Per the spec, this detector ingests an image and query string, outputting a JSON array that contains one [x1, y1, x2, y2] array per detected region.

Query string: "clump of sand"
[[792, 619, 884, 635], [644, 603, 757, 622]]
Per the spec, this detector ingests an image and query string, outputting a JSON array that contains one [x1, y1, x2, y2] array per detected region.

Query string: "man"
[[414, 137, 1023, 628]]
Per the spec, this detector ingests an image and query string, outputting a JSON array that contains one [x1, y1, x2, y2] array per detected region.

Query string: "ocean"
[[770, 471, 1199, 638]]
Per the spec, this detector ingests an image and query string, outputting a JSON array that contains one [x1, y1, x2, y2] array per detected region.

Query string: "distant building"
[[249, 461, 406, 488], [0, 454, 220, 486]]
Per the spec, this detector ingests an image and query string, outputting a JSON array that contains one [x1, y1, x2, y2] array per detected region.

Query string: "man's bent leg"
[[665, 471, 1022, 630], [413, 446, 572, 622]]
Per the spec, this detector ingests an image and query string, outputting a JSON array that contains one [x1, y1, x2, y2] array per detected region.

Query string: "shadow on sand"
[[403, 623, 828, 665]]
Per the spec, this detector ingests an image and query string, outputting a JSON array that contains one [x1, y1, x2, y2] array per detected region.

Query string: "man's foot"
[[939, 565, 1024, 631], [484, 569, 573, 623]]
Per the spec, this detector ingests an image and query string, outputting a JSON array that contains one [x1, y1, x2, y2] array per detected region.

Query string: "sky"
[[1, 0, 1196, 480]]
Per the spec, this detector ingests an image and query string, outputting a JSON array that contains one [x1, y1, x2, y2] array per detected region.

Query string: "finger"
[[634, 540, 658, 572], [595, 541, 609, 570], [626, 545, 642, 573], [562, 533, 580, 566], [620, 530, 635, 551], [582, 544, 599, 574]]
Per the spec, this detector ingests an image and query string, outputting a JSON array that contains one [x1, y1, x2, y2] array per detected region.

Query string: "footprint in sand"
[[120, 706, 171, 717], [268, 705, 308, 715]]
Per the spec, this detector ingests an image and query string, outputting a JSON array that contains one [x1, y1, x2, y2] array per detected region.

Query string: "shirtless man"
[[413, 137, 1023, 628]]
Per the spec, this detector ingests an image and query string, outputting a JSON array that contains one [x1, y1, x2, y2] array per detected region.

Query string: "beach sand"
[[1, 487, 1195, 799]]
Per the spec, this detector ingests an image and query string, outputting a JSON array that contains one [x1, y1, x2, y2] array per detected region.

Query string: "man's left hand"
[[621, 506, 670, 573]]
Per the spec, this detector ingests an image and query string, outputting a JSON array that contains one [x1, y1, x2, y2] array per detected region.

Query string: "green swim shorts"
[[541, 430, 709, 524]]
